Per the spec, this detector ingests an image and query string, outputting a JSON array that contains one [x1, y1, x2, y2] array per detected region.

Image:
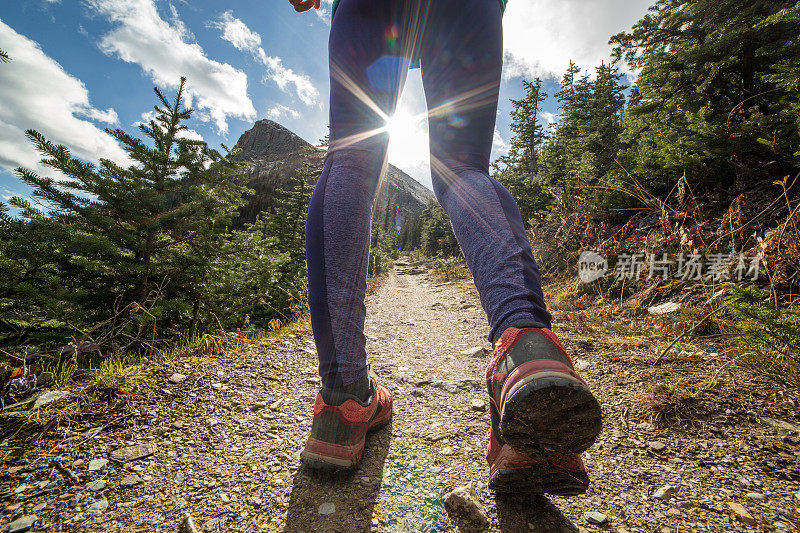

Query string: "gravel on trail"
[[2, 259, 800, 532]]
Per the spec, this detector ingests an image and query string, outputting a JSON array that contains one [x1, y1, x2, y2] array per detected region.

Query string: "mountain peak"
[[235, 119, 311, 162]]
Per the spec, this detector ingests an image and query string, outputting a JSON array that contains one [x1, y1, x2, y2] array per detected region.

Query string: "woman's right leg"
[[419, 0, 552, 345], [419, 0, 601, 494]]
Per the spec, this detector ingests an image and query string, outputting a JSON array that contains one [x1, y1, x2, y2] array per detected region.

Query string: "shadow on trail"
[[284, 421, 392, 533], [496, 494, 578, 533]]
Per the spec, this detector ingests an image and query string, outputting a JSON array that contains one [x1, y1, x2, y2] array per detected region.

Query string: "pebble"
[[7, 515, 37, 533], [440, 447, 454, 456], [444, 485, 489, 530], [583, 511, 608, 525], [119, 475, 142, 488], [32, 390, 69, 409], [745, 492, 765, 501], [653, 485, 677, 501], [470, 399, 486, 412], [460, 346, 487, 357], [648, 441, 667, 452], [86, 497, 108, 516], [86, 480, 107, 491], [318, 502, 335, 515], [727, 502, 756, 525], [168, 373, 187, 384], [88, 458, 108, 472], [110, 443, 155, 463]]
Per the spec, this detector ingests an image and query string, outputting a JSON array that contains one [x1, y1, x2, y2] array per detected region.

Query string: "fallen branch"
[[654, 306, 724, 364]]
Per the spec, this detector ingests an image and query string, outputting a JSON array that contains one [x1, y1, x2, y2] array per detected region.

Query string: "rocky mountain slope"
[[233, 119, 435, 229]]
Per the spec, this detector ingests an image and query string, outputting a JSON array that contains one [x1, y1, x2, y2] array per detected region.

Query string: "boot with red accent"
[[487, 402, 589, 495], [301, 377, 392, 472], [486, 320, 602, 459]]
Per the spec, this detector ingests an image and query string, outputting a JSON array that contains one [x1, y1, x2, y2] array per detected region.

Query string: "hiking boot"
[[486, 320, 602, 458], [301, 377, 392, 472], [487, 406, 589, 495]]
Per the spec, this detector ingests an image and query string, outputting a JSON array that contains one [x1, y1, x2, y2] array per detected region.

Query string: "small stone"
[[110, 443, 155, 463], [34, 372, 54, 387], [583, 512, 608, 525], [648, 302, 680, 315], [31, 503, 46, 513], [86, 497, 108, 516], [653, 485, 677, 501], [460, 346, 487, 357], [32, 390, 69, 409], [318, 502, 335, 515], [171, 421, 184, 429], [168, 373, 186, 384], [250, 401, 267, 411], [573, 358, 590, 371], [727, 502, 756, 525], [372, 518, 379, 526], [470, 399, 486, 412], [85, 480, 107, 492], [649, 441, 667, 452], [88, 459, 108, 472], [746, 492, 765, 501], [7, 515, 37, 533], [119, 475, 142, 488], [440, 447, 454, 456], [444, 484, 489, 531], [666, 508, 681, 517]]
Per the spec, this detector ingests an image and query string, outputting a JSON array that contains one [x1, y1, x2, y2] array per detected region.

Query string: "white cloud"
[[314, 0, 334, 24], [0, 21, 130, 176], [266, 104, 300, 121], [176, 128, 204, 141], [213, 11, 320, 106], [133, 110, 157, 127], [503, 0, 652, 80], [88, 0, 256, 134], [80, 107, 119, 124], [214, 11, 261, 51], [539, 111, 557, 126], [492, 127, 510, 159]]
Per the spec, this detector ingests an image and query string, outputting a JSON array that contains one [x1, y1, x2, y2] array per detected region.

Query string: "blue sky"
[[0, 0, 652, 203]]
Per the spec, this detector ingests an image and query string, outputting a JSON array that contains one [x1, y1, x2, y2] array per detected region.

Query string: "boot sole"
[[300, 415, 392, 473], [500, 374, 602, 458], [489, 462, 589, 496]]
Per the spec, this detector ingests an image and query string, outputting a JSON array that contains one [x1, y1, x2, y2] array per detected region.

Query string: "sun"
[[385, 107, 430, 170]]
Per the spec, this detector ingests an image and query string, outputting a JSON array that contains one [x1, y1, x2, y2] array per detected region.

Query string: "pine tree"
[[494, 78, 550, 224], [1, 78, 248, 349], [611, 0, 800, 190]]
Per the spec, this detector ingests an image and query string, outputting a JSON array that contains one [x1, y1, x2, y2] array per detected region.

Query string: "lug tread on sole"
[[500, 377, 602, 458]]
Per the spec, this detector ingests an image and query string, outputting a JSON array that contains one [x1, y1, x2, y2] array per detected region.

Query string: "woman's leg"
[[419, 0, 552, 344], [306, 0, 412, 390]]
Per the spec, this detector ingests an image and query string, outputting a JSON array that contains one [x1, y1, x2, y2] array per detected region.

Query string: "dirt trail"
[[4, 259, 800, 532]]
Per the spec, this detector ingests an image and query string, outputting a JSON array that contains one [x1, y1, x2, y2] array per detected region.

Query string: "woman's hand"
[[289, 0, 320, 12]]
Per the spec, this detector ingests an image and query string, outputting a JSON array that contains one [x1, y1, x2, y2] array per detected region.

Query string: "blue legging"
[[306, 0, 552, 388]]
